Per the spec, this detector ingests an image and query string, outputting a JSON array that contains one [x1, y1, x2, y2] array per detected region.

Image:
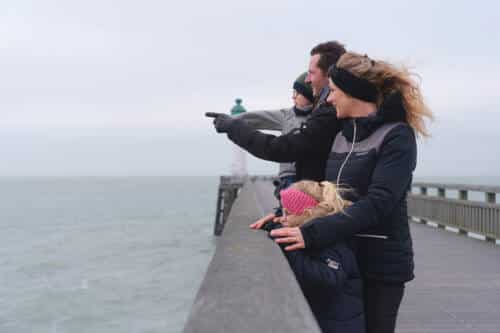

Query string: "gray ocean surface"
[[0, 177, 217, 333], [1, 175, 498, 333]]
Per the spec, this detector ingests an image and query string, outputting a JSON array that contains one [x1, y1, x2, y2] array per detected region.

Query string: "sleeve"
[[226, 106, 340, 163], [280, 245, 347, 291], [261, 220, 282, 232], [234, 109, 286, 131], [300, 125, 417, 248]]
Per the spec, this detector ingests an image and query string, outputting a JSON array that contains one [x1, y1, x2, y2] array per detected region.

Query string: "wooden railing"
[[408, 182, 500, 242], [213, 175, 276, 235]]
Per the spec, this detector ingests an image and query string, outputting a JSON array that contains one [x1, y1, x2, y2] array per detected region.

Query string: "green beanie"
[[293, 72, 314, 103]]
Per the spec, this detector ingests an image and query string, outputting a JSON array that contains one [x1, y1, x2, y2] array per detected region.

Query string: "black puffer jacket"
[[226, 93, 416, 283], [301, 94, 416, 282], [226, 104, 340, 181], [264, 222, 365, 333]]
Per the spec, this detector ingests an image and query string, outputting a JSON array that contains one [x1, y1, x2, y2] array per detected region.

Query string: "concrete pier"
[[183, 179, 320, 333], [398, 221, 500, 332], [184, 177, 500, 333]]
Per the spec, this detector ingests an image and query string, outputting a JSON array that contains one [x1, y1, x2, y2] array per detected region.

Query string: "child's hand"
[[249, 213, 276, 229], [272, 215, 286, 224]]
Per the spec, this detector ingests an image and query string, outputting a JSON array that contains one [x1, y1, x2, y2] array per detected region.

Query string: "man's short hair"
[[310, 41, 346, 74]]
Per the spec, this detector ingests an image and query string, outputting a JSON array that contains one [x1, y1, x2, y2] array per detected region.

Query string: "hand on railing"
[[250, 213, 277, 229], [270, 227, 306, 251]]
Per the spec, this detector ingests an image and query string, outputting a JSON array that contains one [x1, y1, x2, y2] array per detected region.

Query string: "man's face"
[[305, 54, 329, 96]]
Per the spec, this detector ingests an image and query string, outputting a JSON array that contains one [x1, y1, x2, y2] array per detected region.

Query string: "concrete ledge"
[[183, 180, 320, 333]]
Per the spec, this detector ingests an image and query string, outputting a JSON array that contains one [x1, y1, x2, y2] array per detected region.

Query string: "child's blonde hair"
[[284, 180, 351, 227]]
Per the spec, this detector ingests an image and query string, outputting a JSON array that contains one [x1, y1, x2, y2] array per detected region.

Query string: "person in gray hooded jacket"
[[235, 72, 315, 191], [234, 72, 314, 220]]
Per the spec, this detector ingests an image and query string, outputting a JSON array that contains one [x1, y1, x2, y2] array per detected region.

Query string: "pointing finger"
[[205, 112, 222, 118]]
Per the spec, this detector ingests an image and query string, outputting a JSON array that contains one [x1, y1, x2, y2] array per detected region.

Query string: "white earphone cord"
[[335, 120, 389, 240], [336, 119, 357, 186]]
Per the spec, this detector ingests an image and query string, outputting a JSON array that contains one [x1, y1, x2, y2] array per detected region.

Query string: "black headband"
[[328, 65, 378, 103]]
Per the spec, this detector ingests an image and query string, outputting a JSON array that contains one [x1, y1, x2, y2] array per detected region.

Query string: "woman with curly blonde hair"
[[259, 180, 364, 333], [269, 52, 433, 333], [210, 51, 433, 333]]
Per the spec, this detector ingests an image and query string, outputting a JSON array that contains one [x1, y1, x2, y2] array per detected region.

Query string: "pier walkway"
[[398, 221, 500, 333]]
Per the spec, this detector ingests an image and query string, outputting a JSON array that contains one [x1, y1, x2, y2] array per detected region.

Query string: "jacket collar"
[[341, 92, 406, 142], [293, 105, 314, 117], [313, 86, 331, 111]]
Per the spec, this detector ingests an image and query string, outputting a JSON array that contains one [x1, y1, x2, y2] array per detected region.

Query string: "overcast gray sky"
[[1, 0, 499, 177]]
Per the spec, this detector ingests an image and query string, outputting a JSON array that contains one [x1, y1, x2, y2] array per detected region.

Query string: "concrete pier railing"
[[184, 178, 320, 333], [408, 182, 500, 242], [185, 177, 500, 332]]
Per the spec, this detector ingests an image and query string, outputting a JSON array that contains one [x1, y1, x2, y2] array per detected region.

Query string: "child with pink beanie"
[[259, 180, 365, 333]]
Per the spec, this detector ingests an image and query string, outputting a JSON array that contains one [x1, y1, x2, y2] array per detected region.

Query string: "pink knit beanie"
[[280, 187, 319, 215]]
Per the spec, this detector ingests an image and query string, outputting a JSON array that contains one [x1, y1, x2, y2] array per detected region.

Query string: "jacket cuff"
[[300, 223, 315, 249]]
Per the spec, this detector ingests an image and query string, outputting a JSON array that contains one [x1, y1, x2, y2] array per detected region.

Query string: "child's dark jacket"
[[263, 222, 365, 333]]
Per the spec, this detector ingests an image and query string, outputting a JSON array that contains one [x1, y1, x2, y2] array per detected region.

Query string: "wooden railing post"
[[213, 176, 245, 236], [486, 192, 496, 204], [214, 187, 225, 235], [436, 188, 446, 229], [459, 190, 468, 201], [419, 186, 428, 224]]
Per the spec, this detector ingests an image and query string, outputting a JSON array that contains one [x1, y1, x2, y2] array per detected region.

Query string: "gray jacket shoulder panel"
[[234, 108, 289, 131], [331, 122, 405, 154]]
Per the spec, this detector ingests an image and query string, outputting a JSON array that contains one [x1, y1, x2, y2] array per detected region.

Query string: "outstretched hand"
[[270, 227, 305, 251], [205, 112, 234, 133], [249, 213, 276, 229]]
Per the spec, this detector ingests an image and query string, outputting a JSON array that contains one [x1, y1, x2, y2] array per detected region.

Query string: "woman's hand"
[[270, 227, 305, 251], [249, 213, 276, 229]]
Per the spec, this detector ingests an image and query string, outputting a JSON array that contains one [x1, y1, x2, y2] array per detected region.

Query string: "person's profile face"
[[281, 207, 302, 227], [292, 90, 312, 109], [328, 79, 352, 118], [306, 54, 328, 96]]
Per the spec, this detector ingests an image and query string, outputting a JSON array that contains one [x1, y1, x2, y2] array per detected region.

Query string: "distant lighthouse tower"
[[230, 98, 248, 178]]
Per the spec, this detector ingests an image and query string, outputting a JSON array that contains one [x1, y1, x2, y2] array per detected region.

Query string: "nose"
[[305, 73, 311, 83], [326, 92, 334, 105]]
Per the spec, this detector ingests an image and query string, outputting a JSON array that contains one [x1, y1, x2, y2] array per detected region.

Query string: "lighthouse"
[[230, 98, 248, 178]]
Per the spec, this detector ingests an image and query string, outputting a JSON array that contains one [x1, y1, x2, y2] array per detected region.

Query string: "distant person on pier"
[[261, 180, 365, 333]]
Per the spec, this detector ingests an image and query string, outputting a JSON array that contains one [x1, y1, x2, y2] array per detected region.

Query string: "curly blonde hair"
[[284, 180, 351, 228], [336, 52, 434, 137]]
